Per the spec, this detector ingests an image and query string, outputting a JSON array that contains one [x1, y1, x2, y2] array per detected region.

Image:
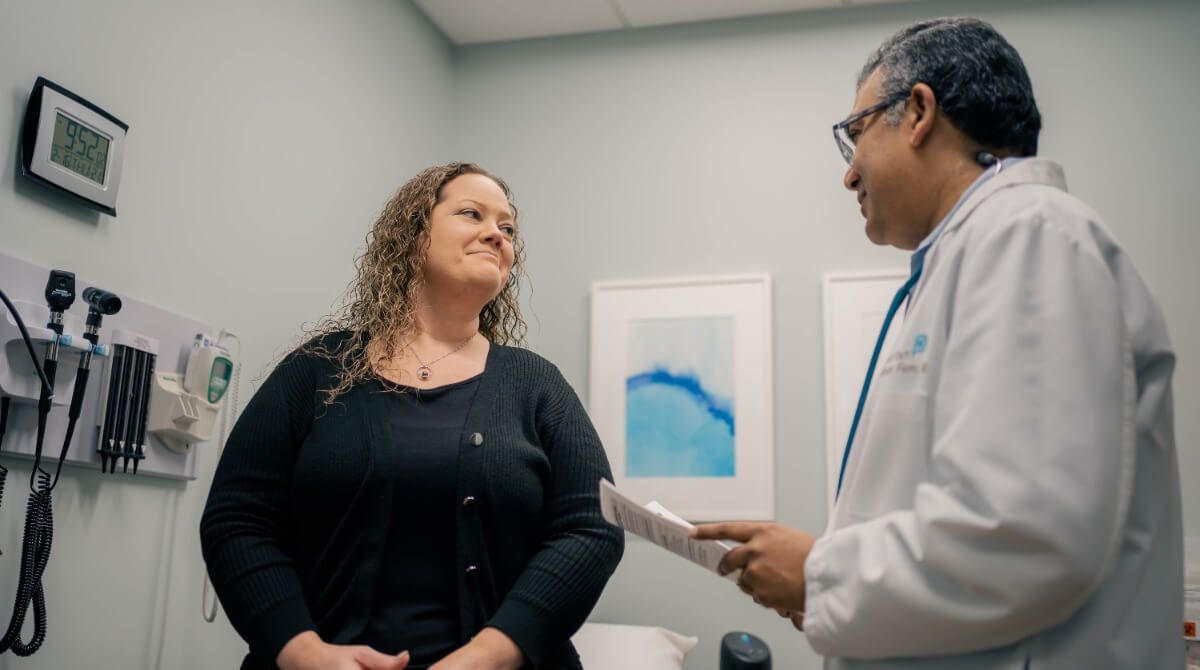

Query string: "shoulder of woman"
[[269, 330, 362, 382], [493, 343, 562, 379], [492, 346, 586, 413], [289, 330, 360, 361]]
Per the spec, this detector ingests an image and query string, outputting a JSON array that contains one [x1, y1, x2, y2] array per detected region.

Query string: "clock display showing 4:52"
[[50, 111, 110, 185]]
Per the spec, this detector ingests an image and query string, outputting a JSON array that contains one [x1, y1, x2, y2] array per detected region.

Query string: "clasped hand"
[[278, 627, 523, 670], [276, 632, 410, 670]]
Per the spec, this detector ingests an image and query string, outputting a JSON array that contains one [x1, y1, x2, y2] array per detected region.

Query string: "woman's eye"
[[461, 209, 481, 219], [500, 225, 515, 236]]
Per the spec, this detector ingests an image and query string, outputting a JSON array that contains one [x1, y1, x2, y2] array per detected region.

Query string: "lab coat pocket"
[[841, 388, 930, 523]]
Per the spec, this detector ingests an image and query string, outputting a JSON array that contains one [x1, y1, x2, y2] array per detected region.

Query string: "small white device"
[[146, 334, 234, 453], [199, 330, 241, 623], [184, 339, 234, 404]]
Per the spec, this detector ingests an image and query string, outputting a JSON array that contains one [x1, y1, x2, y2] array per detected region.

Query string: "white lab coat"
[[804, 159, 1183, 669]]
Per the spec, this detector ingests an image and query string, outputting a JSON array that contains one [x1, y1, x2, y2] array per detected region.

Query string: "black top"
[[356, 375, 481, 666], [200, 334, 624, 670]]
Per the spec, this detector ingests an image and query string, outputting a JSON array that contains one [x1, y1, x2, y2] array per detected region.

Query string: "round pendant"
[[417, 366, 432, 381]]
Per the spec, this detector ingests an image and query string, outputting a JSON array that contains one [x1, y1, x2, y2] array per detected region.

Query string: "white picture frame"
[[589, 273, 774, 521], [821, 269, 909, 517]]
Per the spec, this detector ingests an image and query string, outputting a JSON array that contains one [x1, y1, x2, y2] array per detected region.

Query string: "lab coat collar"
[[939, 158, 1069, 238]]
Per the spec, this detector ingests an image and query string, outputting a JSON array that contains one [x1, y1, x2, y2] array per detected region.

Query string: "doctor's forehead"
[[850, 68, 886, 113]]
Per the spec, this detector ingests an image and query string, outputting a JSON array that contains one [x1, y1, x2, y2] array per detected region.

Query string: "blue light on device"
[[720, 630, 771, 670]]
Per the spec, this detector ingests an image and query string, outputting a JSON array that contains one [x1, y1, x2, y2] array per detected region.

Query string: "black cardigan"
[[199, 334, 624, 669]]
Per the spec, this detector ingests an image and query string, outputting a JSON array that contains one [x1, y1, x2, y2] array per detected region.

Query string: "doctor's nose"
[[843, 164, 861, 191]]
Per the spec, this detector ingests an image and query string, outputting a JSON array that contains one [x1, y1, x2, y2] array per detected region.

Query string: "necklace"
[[409, 333, 476, 381]]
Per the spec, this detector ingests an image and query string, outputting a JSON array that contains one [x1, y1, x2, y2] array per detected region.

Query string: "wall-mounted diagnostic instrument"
[[96, 331, 158, 474], [0, 270, 121, 656], [1, 251, 219, 480], [147, 334, 234, 454], [18, 77, 128, 216], [1, 252, 246, 653]]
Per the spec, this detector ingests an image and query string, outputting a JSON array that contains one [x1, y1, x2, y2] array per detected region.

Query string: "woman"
[[201, 163, 624, 670]]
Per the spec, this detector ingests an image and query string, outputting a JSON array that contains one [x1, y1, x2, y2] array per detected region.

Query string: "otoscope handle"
[[67, 368, 90, 422], [36, 359, 58, 417]]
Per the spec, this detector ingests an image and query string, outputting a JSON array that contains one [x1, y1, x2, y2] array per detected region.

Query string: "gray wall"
[[0, 1, 453, 668], [450, 0, 1199, 667]]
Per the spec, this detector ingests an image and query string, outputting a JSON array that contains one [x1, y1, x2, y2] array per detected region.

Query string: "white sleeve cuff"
[[803, 534, 837, 656]]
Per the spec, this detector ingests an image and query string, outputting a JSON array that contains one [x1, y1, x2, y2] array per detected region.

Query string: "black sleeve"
[[199, 351, 318, 660], [486, 363, 625, 665]]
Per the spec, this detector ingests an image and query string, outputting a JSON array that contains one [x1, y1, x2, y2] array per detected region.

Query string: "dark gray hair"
[[858, 17, 1041, 157]]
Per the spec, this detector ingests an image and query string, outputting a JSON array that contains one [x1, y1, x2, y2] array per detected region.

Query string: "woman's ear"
[[414, 221, 431, 252]]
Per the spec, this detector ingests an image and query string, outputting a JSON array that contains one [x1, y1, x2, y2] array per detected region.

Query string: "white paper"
[[599, 479, 739, 582], [645, 500, 691, 528]]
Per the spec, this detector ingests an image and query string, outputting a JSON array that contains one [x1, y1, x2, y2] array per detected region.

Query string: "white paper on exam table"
[[598, 479, 740, 583]]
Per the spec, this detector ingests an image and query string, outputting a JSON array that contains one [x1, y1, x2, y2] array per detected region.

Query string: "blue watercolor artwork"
[[625, 317, 735, 478]]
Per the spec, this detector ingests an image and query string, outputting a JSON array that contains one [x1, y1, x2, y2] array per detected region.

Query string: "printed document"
[[598, 479, 739, 582]]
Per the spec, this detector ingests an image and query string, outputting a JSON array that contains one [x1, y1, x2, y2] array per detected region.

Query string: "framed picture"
[[821, 269, 908, 517], [589, 274, 774, 521]]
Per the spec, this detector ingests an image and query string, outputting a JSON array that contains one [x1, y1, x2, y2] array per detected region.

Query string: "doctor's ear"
[[907, 83, 939, 149]]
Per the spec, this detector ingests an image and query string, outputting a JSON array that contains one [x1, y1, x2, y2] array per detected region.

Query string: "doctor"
[[693, 16, 1183, 669]]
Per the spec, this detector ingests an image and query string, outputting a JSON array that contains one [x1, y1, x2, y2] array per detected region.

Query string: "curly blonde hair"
[[302, 162, 527, 404]]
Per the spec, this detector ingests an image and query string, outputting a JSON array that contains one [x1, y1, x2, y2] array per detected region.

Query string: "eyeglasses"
[[832, 93, 908, 165]]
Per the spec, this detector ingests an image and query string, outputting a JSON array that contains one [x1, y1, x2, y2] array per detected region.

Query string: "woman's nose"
[[480, 221, 504, 246]]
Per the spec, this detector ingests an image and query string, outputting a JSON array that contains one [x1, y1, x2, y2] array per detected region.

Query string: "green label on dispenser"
[[209, 357, 232, 403]]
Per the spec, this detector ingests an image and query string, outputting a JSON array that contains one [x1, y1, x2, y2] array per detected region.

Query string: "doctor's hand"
[[276, 631, 410, 670], [690, 522, 815, 615], [428, 627, 523, 670]]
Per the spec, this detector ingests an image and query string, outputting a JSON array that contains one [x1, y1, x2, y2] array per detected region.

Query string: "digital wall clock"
[[19, 77, 129, 216]]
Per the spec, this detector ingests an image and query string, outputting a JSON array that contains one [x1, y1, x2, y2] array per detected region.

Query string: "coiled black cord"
[[0, 397, 9, 522], [0, 286, 61, 656], [0, 364, 85, 655], [0, 469, 52, 655]]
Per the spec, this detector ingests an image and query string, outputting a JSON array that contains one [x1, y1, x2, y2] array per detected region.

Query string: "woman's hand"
[[428, 627, 523, 670], [277, 631, 411, 670]]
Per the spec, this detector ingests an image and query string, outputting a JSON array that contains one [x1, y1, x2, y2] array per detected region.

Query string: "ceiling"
[[413, 0, 916, 45]]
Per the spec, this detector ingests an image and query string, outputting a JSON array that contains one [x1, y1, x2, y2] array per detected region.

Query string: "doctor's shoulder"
[[956, 184, 1117, 268]]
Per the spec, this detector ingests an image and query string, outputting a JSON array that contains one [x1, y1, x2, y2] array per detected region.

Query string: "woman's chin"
[[431, 269, 510, 306], [465, 273, 506, 300]]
